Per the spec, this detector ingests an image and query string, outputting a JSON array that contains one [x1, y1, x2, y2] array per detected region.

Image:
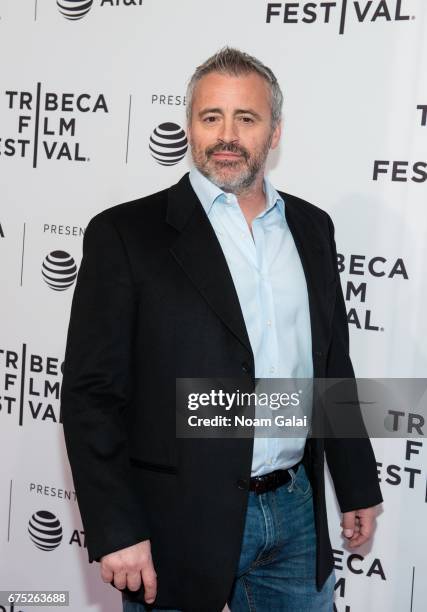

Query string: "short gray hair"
[[186, 46, 283, 129]]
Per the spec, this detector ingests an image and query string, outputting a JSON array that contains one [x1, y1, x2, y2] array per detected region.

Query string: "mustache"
[[206, 142, 249, 160]]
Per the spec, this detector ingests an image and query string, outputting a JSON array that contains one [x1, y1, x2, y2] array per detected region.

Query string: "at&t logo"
[[149, 122, 188, 166], [28, 510, 63, 551], [57, 0, 94, 20], [57, 0, 144, 21], [27, 509, 88, 552], [41, 251, 78, 291]]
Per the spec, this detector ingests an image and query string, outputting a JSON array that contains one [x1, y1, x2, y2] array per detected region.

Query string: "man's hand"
[[100, 540, 157, 604], [341, 506, 378, 548]]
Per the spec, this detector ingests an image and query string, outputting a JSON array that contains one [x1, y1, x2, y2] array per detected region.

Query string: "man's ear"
[[270, 119, 282, 150], [186, 122, 192, 145]]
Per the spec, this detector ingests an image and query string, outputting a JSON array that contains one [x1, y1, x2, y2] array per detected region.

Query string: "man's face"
[[187, 71, 281, 193]]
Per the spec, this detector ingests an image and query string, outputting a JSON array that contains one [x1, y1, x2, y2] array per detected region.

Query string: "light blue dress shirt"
[[189, 167, 313, 476]]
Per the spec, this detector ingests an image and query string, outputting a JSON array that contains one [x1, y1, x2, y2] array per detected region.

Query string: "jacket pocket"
[[129, 457, 178, 475]]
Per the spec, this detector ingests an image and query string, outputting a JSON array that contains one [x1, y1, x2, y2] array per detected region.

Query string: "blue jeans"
[[123, 464, 335, 611]]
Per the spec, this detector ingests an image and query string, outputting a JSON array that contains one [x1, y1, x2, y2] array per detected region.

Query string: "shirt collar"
[[189, 166, 285, 219]]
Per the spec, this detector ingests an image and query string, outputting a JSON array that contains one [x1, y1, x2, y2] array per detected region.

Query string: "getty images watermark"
[[187, 387, 308, 429], [175, 378, 427, 439]]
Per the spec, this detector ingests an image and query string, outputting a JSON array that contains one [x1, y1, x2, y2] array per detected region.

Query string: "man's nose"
[[218, 117, 239, 143]]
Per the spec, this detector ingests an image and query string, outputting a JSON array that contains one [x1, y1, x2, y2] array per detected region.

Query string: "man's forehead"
[[192, 71, 271, 104]]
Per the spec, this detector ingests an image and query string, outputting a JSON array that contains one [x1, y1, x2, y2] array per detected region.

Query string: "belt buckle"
[[252, 475, 266, 495], [256, 471, 275, 495], [254, 476, 264, 495]]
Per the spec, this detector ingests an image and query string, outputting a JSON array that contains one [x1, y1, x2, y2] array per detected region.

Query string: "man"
[[61, 47, 383, 612]]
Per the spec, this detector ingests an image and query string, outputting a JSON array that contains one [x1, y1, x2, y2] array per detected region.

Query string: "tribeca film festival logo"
[[377, 438, 426, 502], [0, 347, 64, 425], [57, 0, 143, 21], [333, 443, 425, 610], [265, 0, 416, 35], [41, 251, 78, 291], [338, 253, 408, 331], [333, 547, 386, 611], [149, 122, 188, 166], [0, 85, 109, 168], [373, 104, 427, 183]]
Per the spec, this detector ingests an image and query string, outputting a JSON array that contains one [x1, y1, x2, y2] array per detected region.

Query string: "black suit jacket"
[[61, 173, 382, 612]]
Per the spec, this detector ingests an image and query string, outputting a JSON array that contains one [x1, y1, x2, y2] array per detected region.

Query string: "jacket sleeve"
[[61, 211, 150, 562], [323, 214, 383, 513]]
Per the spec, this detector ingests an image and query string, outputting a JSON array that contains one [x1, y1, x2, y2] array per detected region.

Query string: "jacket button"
[[236, 479, 249, 490], [314, 351, 323, 357], [241, 362, 251, 373]]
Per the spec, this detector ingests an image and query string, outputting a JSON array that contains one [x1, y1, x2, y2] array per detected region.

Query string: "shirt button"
[[267, 320, 272, 327], [269, 366, 276, 374]]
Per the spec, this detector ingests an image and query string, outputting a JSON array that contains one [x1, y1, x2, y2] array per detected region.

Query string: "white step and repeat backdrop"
[[1, 1, 426, 611]]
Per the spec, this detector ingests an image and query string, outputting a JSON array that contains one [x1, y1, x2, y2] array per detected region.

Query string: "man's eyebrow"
[[198, 107, 262, 120], [234, 109, 262, 120], [198, 107, 223, 117]]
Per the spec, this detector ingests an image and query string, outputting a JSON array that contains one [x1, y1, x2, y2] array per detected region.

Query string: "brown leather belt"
[[249, 461, 301, 495]]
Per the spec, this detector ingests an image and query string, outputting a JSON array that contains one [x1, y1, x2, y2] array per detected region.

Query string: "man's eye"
[[240, 116, 254, 123], [204, 116, 218, 123]]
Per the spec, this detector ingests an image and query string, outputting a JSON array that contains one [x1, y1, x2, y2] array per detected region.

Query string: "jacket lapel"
[[167, 173, 253, 357], [283, 195, 336, 373]]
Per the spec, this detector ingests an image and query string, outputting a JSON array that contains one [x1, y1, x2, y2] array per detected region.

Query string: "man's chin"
[[208, 172, 253, 193], [204, 164, 245, 183]]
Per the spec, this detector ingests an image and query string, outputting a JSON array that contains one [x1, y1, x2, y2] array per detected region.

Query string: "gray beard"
[[191, 132, 273, 194], [198, 159, 259, 193]]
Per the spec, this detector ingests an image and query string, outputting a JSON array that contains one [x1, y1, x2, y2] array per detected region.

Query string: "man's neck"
[[229, 172, 266, 229]]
